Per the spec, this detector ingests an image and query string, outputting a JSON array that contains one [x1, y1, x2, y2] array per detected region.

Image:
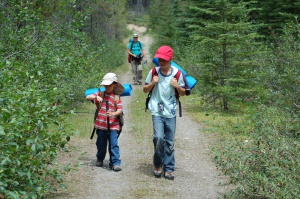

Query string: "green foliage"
[[254, 21, 300, 138], [178, 0, 262, 111], [249, 0, 300, 39], [149, 0, 178, 51], [83, 0, 128, 45], [0, 0, 127, 198], [258, 21, 300, 106], [210, 21, 300, 199], [0, 63, 71, 198], [212, 106, 300, 198]]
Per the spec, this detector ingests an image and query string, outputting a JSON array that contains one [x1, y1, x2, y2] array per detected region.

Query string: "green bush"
[[0, 63, 72, 198], [212, 106, 300, 198], [0, 1, 127, 197]]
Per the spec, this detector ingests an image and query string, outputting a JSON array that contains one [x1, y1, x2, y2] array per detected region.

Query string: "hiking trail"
[[51, 24, 229, 199]]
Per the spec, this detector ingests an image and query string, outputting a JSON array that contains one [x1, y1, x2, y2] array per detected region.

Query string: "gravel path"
[[51, 24, 229, 199]]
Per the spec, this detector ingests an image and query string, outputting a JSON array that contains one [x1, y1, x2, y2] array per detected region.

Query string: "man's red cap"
[[154, 46, 173, 61]]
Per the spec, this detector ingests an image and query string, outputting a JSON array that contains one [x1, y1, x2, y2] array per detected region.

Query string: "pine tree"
[[249, 0, 300, 40], [149, 0, 177, 47], [183, 0, 262, 111]]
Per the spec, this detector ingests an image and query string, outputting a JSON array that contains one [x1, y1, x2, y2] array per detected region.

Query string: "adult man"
[[143, 46, 187, 180], [127, 33, 147, 85]]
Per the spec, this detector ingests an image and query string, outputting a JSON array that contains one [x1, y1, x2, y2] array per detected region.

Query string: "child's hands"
[[106, 110, 116, 117], [152, 76, 159, 84], [95, 96, 103, 102], [171, 78, 179, 88]]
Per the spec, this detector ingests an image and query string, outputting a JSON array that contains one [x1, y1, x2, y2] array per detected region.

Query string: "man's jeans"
[[152, 115, 176, 172], [96, 129, 121, 166]]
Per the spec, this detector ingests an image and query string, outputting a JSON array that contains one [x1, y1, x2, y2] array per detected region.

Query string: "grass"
[[65, 102, 95, 139], [181, 96, 248, 135]]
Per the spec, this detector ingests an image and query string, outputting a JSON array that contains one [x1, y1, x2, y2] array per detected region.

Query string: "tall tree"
[[181, 0, 262, 110], [148, 0, 180, 53], [80, 0, 128, 45], [249, 0, 300, 41]]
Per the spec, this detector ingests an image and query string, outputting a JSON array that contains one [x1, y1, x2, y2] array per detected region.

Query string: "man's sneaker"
[[153, 167, 163, 178], [96, 160, 103, 167], [134, 81, 138, 85], [164, 172, 174, 180], [113, 165, 122, 172], [138, 81, 142, 85]]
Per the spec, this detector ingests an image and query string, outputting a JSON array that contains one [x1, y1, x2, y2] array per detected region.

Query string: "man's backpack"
[[128, 41, 142, 63], [145, 67, 190, 117]]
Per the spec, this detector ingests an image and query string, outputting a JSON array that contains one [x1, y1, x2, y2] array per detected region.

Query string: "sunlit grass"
[[128, 87, 153, 142], [65, 102, 95, 139]]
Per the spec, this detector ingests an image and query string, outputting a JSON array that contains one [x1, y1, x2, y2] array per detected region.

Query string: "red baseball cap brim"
[[154, 46, 173, 61]]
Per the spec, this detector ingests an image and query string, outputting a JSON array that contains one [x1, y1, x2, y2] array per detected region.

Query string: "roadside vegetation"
[[1, 0, 300, 198], [0, 1, 128, 198]]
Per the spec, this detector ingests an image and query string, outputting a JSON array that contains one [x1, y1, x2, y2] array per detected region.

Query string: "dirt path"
[[51, 24, 229, 199]]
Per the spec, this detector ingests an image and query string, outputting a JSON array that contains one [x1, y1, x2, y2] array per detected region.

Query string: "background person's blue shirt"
[[128, 41, 144, 56]]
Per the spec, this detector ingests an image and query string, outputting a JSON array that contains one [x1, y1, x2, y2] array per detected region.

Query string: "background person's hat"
[[100, 73, 124, 95], [133, 33, 138, 37], [154, 45, 173, 61]]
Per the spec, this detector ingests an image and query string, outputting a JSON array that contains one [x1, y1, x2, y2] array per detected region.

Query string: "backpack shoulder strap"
[[174, 69, 181, 80], [99, 91, 105, 98], [149, 67, 159, 92], [145, 67, 158, 110], [130, 41, 142, 50], [173, 69, 183, 117], [97, 91, 105, 108], [152, 67, 158, 77], [114, 94, 120, 111], [94, 91, 105, 121], [173, 69, 181, 98], [130, 41, 134, 51]]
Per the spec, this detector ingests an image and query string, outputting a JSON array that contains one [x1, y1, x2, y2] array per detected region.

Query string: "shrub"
[[0, 63, 72, 198], [212, 106, 300, 198]]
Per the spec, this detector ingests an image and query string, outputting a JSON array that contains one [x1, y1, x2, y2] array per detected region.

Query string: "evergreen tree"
[[257, 20, 300, 137], [182, 0, 262, 110], [249, 0, 300, 41], [149, 0, 177, 48]]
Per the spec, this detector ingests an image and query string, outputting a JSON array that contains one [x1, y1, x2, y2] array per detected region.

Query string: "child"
[[143, 46, 187, 180], [86, 73, 124, 171]]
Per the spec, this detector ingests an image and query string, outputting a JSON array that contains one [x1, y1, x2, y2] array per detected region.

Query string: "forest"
[[0, 0, 299, 198]]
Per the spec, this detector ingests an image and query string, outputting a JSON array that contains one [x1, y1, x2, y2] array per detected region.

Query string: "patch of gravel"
[[50, 24, 230, 199]]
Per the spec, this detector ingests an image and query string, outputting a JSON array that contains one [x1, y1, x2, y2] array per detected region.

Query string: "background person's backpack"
[[128, 41, 141, 63], [145, 67, 190, 117]]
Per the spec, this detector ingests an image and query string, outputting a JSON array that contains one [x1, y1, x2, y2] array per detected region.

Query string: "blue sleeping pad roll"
[[85, 84, 132, 97], [152, 58, 197, 89]]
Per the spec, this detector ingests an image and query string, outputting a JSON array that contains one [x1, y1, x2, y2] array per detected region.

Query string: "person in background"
[[127, 33, 147, 85], [143, 46, 188, 180], [86, 73, 124, 171]]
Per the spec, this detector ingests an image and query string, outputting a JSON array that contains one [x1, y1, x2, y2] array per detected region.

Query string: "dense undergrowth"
[[0, 1, 127, 198]]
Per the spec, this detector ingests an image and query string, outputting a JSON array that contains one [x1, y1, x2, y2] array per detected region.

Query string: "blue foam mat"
[[85, 83, 132, 97], [152, 58, 197, 89]]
